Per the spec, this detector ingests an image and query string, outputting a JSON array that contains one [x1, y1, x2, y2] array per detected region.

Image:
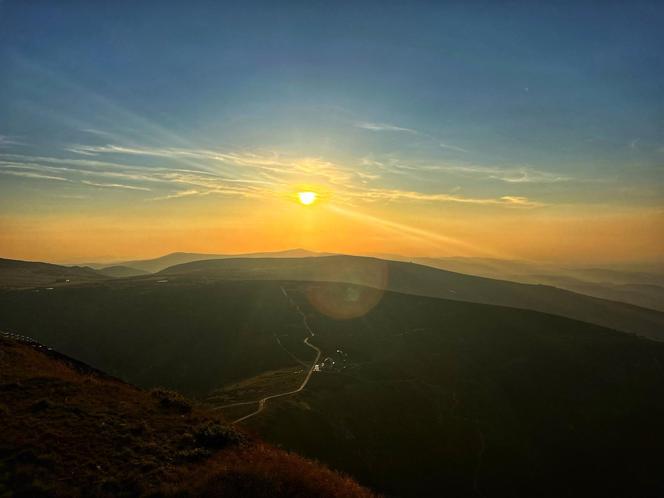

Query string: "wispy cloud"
[[439, 142, 469, 153], [499, 196, 542, 206], [1, 143, 549, 209], [355, 121, 469, 154], [377, 161, 571, 184], [354, 122, 417, 133], [345, 188, 544, 208], [0, 169, 68, 181], [148, 187, 257, 201], [66, 144, 356, 186], [81, 180, 152, 191], [0, 135, 23, 147], [149, 189, 201, 201], [357, 171, 381, 182], [80, 128, 116, 138], [486, 168, 570, 184]]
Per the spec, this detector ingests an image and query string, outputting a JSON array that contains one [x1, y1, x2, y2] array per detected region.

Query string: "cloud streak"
[[344, 188, 544, 207], [0, 135, 23, 147], [439, 142, 469, 153], [0, 143, 548, 209], [0, 169, 68, 181], [376, 160, 571, 184], [354, 122, 417, 133], [81, 180, 152, 191]]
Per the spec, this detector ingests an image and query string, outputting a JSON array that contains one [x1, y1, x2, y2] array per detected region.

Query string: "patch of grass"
[[176, 447, 213, 462]]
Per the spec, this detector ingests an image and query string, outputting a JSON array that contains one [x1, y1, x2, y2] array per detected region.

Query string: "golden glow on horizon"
[[0, 196, 661, 265], [297, 191, 318, 205]]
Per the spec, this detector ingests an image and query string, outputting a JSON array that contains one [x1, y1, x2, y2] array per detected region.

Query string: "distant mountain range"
[[411, 256, 664, 312], [87, 248, 328, 273], [0, 250, 328, 286]]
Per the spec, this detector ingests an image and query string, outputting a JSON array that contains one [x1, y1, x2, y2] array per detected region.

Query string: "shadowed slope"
[[0, 335, 376, 498], [242, 283, 664, 497], [97, 265, 150, 278], [160, 255, 664, 340]]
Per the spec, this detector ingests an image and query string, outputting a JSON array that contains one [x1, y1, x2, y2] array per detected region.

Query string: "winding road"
[[218, 286, 322, 425]]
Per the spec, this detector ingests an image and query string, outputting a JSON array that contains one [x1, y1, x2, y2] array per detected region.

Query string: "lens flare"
[[305, 257, 389, 319]]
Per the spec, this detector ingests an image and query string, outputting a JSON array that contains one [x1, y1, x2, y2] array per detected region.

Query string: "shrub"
[[194, 423, 248, 449], [150, 388, 192, 414]]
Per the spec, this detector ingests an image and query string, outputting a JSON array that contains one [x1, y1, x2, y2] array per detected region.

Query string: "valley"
[[2, 270, 664, 496]]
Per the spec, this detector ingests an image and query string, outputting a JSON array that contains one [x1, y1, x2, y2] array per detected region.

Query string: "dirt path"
[[218, 286, 321, 425]]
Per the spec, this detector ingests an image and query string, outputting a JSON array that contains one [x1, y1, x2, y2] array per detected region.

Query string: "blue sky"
[[0, 1, 662, 262]]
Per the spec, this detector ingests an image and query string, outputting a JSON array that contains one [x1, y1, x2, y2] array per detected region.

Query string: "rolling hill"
[[0, 258, 107, 289], [240, 282, 664, 497], [413, 256, 664, 312], [159, 255, 664, 341], [1, 278, 663, 496], [0, 279, 311, 395], [0, 333, 375, 498], [87, 249, 327, 273], [97, 265, 150, 278]]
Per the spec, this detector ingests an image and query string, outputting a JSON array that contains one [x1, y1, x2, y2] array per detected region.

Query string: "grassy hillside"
[[160, 255, 664, 340], [1, 278, 664, 496], [240, 283, 664, 497], [0, 280, 310, 395], [0, 334, 375, 498], [0, 258, 107, 289]]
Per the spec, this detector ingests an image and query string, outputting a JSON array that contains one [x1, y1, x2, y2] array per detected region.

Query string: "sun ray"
[[326, 204, 508, 258]]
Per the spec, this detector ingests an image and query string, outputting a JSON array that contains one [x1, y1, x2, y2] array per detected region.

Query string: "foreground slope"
[[0, 334, 375, 498], [160, 255, 664, 340]]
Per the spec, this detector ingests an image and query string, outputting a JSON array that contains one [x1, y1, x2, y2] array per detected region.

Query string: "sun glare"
[[297, 191, 318, 205]]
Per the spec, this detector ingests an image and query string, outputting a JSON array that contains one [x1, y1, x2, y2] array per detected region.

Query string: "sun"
[[297, 191, 318, 205]]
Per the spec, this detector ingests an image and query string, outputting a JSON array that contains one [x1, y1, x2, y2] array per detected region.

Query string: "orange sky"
[[1, 193, 662, 265], [1, 2, 663, 268]]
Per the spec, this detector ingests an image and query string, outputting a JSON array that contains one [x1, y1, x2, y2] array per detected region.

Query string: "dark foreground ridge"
[[0, 334, 377, 498]]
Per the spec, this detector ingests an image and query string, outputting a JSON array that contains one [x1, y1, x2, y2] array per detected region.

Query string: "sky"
[[0, 1, 662, 264]]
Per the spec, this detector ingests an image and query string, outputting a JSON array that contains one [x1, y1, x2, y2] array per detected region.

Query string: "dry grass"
[[0, 337, 377, 498]]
